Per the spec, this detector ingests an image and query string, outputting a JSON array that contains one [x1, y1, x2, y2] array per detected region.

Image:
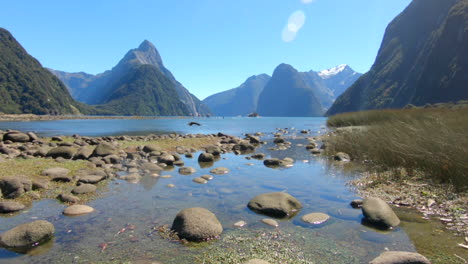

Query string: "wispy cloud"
[[281, 10, 306, 42], [301, 0, 317, 4]]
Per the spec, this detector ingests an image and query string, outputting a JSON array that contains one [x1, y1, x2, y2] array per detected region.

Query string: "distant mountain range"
[[50, 40, 211, 116], [203, 64, 361, 116], [0, 28, 99, 115], [327, 0, 468, 115]]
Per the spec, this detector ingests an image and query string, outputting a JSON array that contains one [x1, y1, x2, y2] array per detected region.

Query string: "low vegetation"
[[325, 107, 468, 191], [119, 137, 218, 152]]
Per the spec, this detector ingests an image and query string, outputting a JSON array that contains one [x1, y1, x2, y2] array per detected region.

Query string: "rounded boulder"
[[362, 197, 400, 229], [171, 207, 223, 241], [248, 192, 302, 218], [0, 220, 54, 249], [369, 251, 431, 264]]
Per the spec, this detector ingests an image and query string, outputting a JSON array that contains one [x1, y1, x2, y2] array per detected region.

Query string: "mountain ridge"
[[51, 40, 210, 116], [327, 0, 468, 115], [0, 27, 99, 115], [203, 64, 361, 116]]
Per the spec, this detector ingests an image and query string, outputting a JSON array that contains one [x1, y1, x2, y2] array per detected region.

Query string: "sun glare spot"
[[281, 10, 306, 42]]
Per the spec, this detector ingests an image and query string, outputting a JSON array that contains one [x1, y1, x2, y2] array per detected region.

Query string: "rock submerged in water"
[[63, 204, 94, 216], [0, 201, 25, 213], [261, 218, 279, 227], [301, 212, 330, 225], [171, 207, 223, 241], [369, 251, 431, 264], [362, 197, 400, 229], [0, 220, 54, 249], [247, 192, 302, 218], [179, 167, 196, 175], [210, 167, 229, 175]]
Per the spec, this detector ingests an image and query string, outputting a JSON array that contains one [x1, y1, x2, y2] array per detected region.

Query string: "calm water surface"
[[0, 118, 420, 263]]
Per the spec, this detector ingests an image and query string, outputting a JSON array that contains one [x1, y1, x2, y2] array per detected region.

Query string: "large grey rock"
[[42, 167, 70, 178], [143, 145, 162, 153], [0, 220, 54, 249], [3, 132, 30, 143], [362, 197, 400, 229], [157, 154, 175, 165], [171, 207, 223, 241], [92, 143, 116, 157], [248, 192, 302, 218], [46, 146, 76, 159], [71, 183, 96, 195], [57, 193, 80, 203], [369, 251, 431, 264], [0, 201, 25, 213], [0, 177, 32, 199], [198, 153, 215, 163], [103, 154, 121, 164], [73, 147, 93, 160]]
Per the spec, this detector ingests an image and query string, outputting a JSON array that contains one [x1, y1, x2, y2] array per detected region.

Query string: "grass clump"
[[325, 108, 468, 191], [120, 137, 218, 152], [0, 158, 89, 181], [0, 158, 91, 203]]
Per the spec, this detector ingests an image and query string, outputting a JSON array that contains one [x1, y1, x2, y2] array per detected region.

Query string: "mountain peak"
[[273, 63, 298, 76], [318, 64, 349, 79], [118, 40, 163, 68], [138, 40, 156, 52]]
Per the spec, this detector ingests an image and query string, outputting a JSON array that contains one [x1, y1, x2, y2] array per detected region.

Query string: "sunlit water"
[[0, 118, 422, 263]]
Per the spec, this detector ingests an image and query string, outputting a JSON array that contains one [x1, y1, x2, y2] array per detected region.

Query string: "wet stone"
[[210, 167, 229, 175], [261, 218, 279, 228], [192, 177, 208, 184], [301, 212, 330, 224], [179, 167, 196, 175], [201, 174, 213, 181], [63, 204, 94, 216], [233, 220, 247, 227]]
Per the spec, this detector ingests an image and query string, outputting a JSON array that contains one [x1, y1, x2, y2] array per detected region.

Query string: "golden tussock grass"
[[326, 107, 468, 191]]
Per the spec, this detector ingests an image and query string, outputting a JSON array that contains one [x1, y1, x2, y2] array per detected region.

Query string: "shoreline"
[[0, 114, 194, 122], [320, 127, 467, 241]]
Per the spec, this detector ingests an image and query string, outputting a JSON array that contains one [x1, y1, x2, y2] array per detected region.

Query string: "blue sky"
[[1, 0, 410, 100]]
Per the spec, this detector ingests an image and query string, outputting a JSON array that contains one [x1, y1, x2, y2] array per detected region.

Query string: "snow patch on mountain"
[[318, 64, 348, 79]]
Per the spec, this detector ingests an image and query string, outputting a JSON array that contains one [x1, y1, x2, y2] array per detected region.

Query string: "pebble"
[[201, 174, 214, 181], [160, 175, 172, 179], [234, 220, 247, 227], [192, 177, 208, 184], [301, 213, 330, 224], [166, 184, 175, 188], [63, 205, 94, 216], [261, 218, 279, 228]]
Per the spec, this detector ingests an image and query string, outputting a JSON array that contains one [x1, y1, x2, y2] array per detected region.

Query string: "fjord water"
[[0, 117, 418, 263]]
